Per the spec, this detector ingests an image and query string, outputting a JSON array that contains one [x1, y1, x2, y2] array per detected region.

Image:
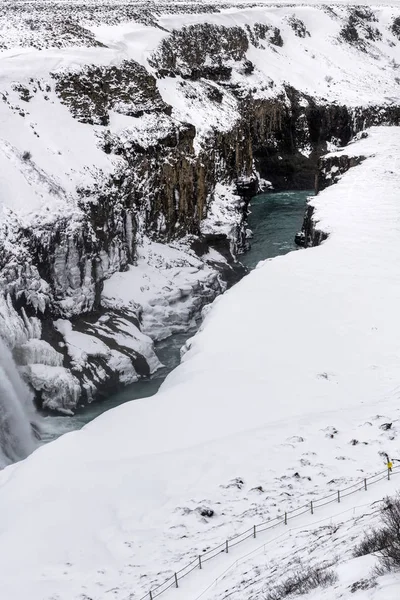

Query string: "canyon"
[[2, 2, 400, 415]]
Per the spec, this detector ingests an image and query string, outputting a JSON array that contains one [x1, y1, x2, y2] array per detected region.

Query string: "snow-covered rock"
[[0, 338, 38, 466], [102, 239, 226, 340]]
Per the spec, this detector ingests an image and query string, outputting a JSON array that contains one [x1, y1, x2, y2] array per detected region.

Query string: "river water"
[[41, 190, 311, 441]]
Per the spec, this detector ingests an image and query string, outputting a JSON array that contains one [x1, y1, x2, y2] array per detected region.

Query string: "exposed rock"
[[53, 60, 171, 125], [221, 477, 245, 489], [295, 108, 400, 249], [3, 6, 400, 414], [349, 578, 378, 592], [246, 22, 284, 48], [250, 485, 264, 493], [148, 24, 249, 79], [391, 16, 400, 40], [339, 7, 381, 51], [380, 423, 393, 431]]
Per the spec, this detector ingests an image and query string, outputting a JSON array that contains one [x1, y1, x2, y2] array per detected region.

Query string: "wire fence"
[[141, 465, 400, 600]]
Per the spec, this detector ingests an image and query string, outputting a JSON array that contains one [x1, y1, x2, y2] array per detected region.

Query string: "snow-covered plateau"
[[0, 126, 399, 599], [3, 0, 400, 411]]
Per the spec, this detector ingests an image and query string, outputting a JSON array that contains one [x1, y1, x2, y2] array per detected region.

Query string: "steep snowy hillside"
[[3, 1, 400, 411], [0, 126, 400, 599]]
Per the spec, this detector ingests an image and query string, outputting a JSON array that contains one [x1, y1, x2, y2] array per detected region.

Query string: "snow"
[[15, 339, 63, 367], [0, 127, 399, 599], [0, 85, 115, 228], [102, 238, 225, 340], [154, 4, 400, 106], [156, 77, 240, 151], [21, 363, 81, 414]]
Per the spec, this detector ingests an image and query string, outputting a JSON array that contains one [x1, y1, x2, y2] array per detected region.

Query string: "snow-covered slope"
[[3, 1, 400, 411], [1, 126, 400, 599]]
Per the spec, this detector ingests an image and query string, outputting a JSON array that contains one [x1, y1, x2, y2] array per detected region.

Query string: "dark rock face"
[[286, 16, 310, 38], [391, 16, 400, 39], [250, 91, 400, 190], [4, 13, 400, 412], [148, 24, 249, 79], [53, 60, 171, 125], [295, 145, 366, 248], [4, 14, 106, 50], [245, 22, 284, 47], [315, 153, 366, 195], [295, 204, 328, 249], [0, 177, 135, 319]]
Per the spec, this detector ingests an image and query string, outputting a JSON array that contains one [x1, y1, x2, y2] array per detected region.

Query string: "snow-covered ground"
[[0, 126, 400, 599]]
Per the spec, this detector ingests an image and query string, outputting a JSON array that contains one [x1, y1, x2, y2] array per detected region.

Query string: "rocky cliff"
[[295, 132, 370, 247], [2, 2, 400, 412]]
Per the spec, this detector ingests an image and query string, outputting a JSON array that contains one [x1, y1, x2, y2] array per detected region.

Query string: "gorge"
[[3, 1, 400, 417], [42, 188, 311, 441]]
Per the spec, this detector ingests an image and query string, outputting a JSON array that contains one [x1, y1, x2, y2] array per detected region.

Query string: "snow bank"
[[0, 127, 400, 599]]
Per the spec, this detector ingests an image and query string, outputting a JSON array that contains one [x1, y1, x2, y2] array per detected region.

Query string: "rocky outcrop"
[[315, 152, 366, 195], [339, 7, 382, 51], [294, 203, 328, 248], [295, 136, 367, 247], [53, 60, 171, 125]]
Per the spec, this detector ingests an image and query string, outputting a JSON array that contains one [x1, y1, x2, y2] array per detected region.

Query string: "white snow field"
[[0, 126, 400, 599]]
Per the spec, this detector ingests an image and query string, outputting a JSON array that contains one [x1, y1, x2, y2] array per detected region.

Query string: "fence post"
[[337, 490, 341, 503], [175, 573, 178, 588], [149, 592, 153, 600], [311, 501, 314, 515], [364, 478, 367, 491], [253, 525, 256, 538], [199, 555, 202, 570], [284, 512, 287, 525], [226, 540, 229, 553]]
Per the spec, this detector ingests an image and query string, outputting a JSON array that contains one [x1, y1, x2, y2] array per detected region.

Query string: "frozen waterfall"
[[0, 337, 37, 467]]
